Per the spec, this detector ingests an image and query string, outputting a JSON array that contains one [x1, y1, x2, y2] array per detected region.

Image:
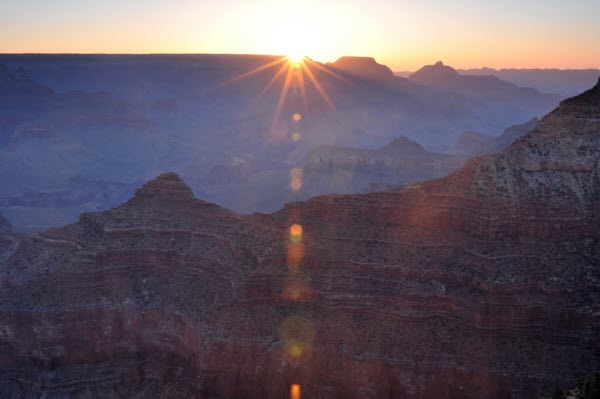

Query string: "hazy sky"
[[1, 0, 599, 70]]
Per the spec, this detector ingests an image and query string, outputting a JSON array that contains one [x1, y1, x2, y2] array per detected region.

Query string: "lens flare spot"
[[290, 167, 303, 191], [292, 113, 302, 122], [290, 223, 302, 238], [288, 341, 304, 357], [281, 279, 316, 302], [279, 315, 316, 344], [290, 384, 301, 399], [284, 339, 313, 362], [291, 177, 303, 191], [292, 132, 301, 141], [290, 167, 303, 179]]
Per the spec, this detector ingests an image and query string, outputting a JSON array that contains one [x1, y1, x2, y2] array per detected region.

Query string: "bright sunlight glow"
[[288, 52, 305, 64], [269, 15, 322, 64]]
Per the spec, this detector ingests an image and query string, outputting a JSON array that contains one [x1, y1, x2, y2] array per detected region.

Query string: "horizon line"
[[1, 52, 599, 72]]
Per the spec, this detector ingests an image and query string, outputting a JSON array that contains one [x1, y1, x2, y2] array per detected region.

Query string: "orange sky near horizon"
[[1, 0, 599, 71]]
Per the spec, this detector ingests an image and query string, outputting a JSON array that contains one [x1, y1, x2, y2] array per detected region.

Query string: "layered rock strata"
[[1, 81, 600, 398]]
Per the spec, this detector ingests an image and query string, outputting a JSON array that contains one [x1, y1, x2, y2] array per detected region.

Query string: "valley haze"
[[0, 53, 582, 233]]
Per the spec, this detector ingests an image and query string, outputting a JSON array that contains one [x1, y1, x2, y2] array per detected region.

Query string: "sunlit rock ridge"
[[0, 79, 599, 398]]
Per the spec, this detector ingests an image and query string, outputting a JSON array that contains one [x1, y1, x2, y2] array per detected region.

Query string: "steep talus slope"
[[1, 83, 599, 398]]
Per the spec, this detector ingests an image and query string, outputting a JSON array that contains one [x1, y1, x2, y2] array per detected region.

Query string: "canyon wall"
[[0, 80, 599, 398]]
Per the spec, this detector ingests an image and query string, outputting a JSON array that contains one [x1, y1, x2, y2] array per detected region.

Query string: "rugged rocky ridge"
[[1, 81, 599, 398]]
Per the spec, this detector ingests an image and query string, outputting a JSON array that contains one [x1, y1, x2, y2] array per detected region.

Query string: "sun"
[[221, 25, 352, 135], [269, 18, 313, 65], [287, 51, 305, 64]]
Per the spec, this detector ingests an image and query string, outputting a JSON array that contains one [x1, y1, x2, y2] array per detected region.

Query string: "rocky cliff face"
[[1, 81, 599, 398]]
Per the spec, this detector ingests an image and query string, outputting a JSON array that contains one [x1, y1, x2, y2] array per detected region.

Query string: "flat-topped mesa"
[[329, 56, 395, 80], [134, 172, 194, 201]]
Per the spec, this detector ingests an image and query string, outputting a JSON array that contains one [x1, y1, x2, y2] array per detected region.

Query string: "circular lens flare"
[[290, 224, 303, 238]]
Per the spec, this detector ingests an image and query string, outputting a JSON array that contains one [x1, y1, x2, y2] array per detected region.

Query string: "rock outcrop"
[[0, 81, 599, 398], [328, 56, 396, 81]]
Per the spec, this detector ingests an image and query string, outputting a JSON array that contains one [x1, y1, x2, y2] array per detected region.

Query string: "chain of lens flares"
[[221, 55, 353, 398], [282, 222, 315, 398]]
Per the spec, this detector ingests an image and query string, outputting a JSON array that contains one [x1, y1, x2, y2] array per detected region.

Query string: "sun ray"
[[221, 56, 288, 86], [258, 62, 290, 98], [301, 62, 336, 112], [272, 63, 295, 131], [217, 51, 352, 131], [296, 65, 309, 112]]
